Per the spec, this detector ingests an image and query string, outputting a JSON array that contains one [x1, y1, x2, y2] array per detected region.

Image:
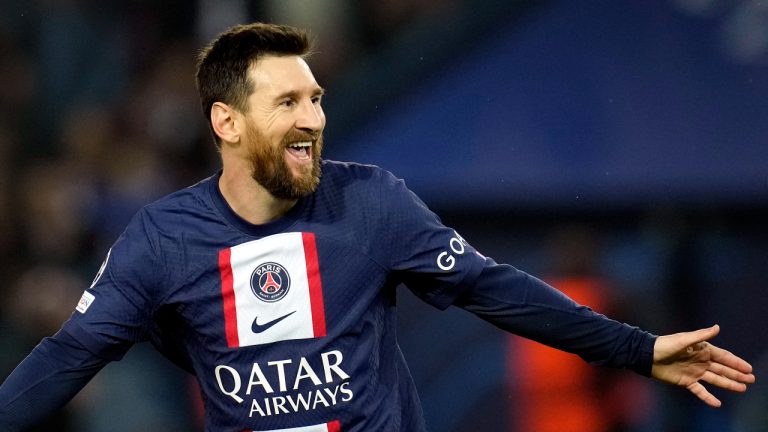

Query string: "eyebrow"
[[275, 87, 326, 101]]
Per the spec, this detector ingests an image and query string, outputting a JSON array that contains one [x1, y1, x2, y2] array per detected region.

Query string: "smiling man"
[[0, 23, 756, 432]]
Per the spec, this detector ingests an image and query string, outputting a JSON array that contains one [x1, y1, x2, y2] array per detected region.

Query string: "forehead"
[[248, 55, 319, 97]]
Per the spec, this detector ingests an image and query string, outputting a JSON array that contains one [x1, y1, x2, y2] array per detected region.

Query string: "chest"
[[162, 231, 393, 355]]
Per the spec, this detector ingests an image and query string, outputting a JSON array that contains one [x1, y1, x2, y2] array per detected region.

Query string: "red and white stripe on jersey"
[[247, 420, 341, 432], [219, 232, 327, 348]]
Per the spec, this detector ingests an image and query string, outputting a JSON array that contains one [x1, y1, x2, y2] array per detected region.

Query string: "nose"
[[295, 99, 325, 132]]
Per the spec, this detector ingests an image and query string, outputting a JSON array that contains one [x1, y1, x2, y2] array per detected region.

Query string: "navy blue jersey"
[[1, 160, 655, 432], [62, 160, 487, 431]]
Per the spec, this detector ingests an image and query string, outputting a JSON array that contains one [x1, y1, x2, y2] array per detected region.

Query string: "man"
[[0, 22, 756, 432]]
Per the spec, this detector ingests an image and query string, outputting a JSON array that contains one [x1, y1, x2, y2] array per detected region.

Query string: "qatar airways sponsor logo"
[[214, 350, 353, 418]]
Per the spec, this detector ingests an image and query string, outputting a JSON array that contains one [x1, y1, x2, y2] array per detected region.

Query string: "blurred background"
[[1, 0, 767, 431]]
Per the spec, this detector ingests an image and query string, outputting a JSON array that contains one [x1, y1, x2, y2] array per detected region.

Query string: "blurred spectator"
[[507, 225, 655, 432], [19, 158, 97, 263], [357, 0, 461, 48], [35, 0, 129, 148], [265, 0, 357, 85], [0, 122, 16, 270], [4, 265, 84, 343]]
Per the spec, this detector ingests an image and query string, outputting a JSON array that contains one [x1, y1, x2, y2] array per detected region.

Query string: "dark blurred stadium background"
[[1, 1, 766, 431]]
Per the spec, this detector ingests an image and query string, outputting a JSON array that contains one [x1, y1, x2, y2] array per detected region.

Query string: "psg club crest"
[[219, 232, 327, 348], [251, 262, 290, 302]]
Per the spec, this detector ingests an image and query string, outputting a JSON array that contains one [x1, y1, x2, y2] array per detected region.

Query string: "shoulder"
[[109, 175, 219, 257], [138, 174, 216, 229], [320, 159, 403, 191], [317, 160, 411, 210], [107, 175, 219, 277], [318, 159, 426, 218], [321, 159, 391, 179]]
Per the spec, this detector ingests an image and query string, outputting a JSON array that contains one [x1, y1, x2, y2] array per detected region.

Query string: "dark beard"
[[246, 123, 323, 200]]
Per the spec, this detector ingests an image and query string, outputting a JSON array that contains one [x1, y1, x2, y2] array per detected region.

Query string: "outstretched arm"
[[453, 262, 657, 375], [652, 324, 756, 408]]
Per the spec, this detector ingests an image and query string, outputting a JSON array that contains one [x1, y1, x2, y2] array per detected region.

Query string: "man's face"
[[242, 55, 326, 200]]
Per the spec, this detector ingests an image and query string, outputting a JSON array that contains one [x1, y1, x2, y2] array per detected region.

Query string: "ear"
[[210, 102, 242, 145]]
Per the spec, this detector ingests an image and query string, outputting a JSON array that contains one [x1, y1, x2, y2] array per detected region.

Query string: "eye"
[[311, 95, 323, 105], [280, 98, 297, 108]]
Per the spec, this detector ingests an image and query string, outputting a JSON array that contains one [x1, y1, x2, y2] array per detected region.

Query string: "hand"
[[651, 324, 756, 407]]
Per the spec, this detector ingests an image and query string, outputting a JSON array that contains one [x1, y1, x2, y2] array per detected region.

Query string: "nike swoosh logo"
[[252, 311, 296, 334]]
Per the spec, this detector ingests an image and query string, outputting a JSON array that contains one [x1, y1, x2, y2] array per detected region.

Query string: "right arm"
[[0, 209, 165, 430], [0, 330, 109, 431]]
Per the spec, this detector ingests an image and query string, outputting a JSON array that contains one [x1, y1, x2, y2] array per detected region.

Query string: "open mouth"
[[285, 141, 312, 161]]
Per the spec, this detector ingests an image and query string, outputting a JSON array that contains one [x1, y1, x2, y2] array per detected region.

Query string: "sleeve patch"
[[76, 291, 96, 313]]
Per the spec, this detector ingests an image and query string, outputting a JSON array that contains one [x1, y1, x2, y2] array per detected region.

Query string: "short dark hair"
[[195, 23, 313, 145]]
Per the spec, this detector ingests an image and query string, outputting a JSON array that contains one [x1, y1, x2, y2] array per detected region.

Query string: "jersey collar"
[[208, 170, 309, 237]]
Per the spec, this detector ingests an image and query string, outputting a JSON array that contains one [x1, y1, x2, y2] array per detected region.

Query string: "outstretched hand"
[[652, 324, 756, 407]]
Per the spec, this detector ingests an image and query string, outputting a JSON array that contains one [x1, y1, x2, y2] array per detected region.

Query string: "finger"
[[673, 325, 721, 350], [686, 381, 722, 408], [708, 361, 757, 384], [709, 345, 755, 375], [701, 370, 748, 392]]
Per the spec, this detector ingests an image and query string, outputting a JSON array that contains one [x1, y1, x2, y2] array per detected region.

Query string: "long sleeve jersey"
[[0, 160, 655, 431]]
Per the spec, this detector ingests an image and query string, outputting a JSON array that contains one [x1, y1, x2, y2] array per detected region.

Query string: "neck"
[[218, 162, 298, 225]]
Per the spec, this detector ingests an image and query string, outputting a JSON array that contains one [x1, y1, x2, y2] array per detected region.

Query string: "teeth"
[[288, 141, 312, 149]]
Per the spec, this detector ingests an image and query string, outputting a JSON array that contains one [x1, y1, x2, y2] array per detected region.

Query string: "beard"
[[245, 121, 323, 200]]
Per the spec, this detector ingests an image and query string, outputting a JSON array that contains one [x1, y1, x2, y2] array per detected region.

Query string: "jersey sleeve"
[[374, 170, 486, 309], [455, 259, 657, 375], [61, 208, 166, 360], [0, 330, 110, 431], [371, 169, 655, 375]]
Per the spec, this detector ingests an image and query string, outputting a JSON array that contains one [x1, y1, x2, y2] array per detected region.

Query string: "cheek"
[[256, 113, 287, 139]]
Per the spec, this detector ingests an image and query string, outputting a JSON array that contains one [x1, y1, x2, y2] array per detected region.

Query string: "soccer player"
[[0, 22, 756, 432]]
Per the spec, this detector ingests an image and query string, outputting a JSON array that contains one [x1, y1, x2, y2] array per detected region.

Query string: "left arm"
[[453, 260, 656, 375], [453, 261, 756, 405], [374, 167, 755, 404]]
